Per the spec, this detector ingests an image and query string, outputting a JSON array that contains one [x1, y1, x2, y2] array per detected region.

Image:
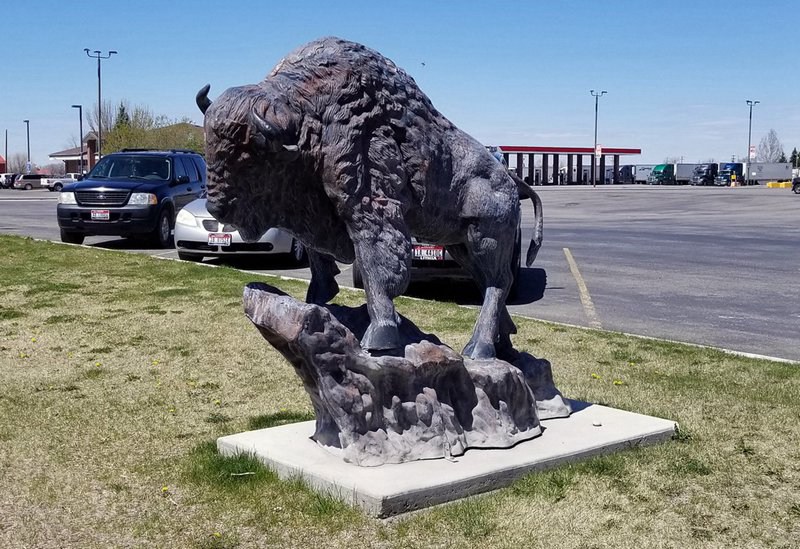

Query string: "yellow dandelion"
[[613, 379, 625, 386], [591, 373, 601, 380]]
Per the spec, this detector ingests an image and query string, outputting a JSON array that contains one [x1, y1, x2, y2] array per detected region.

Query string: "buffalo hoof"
[[463, 339, 496, 360], [361, 322, 401, 353]]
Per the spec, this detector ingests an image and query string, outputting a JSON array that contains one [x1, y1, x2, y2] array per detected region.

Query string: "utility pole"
[[23, 119, 30, 173], [72, 105, 84, 173], [590, 90, 607, 187], [84, 49, 117, 158], [746, 99, 759, 185]]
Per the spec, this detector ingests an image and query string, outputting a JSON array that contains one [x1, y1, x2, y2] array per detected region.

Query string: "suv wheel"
[[24, 183, 32, 190], [60, 229, 85, 245], [53, 183, 63, 192], [151, 207, 173, 248]]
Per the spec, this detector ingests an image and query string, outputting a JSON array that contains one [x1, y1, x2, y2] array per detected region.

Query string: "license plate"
[[90, 209, 110, 221], [412, 245, 444, 261], [208, 233, 232, 246]]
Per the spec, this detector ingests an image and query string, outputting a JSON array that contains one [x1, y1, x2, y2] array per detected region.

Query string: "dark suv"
[[57, 149, 206, 247]]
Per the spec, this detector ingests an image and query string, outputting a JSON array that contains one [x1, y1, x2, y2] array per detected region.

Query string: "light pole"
[[745, 99, 759, 185], [71, 104, 84, 174], [23, 119, 30, 173], [590, 90, 607, 187], [84, 48, 117, 158]]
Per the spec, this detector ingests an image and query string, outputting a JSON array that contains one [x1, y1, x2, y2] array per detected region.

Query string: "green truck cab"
[[648, 164, 675, 185]]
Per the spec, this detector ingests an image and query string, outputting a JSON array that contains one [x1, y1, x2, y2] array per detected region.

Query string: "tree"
[[102, 100, 203, 154], [756, 129, 784, 162], [42, 163, 66, 176], [8, 153, 28, 173], [86, 99, 116, 139], [789, 147, 798, 168], [114, 103, 131, 128]]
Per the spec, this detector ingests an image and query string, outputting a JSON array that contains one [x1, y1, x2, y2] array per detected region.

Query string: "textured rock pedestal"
[[243, 283, 571, 466]]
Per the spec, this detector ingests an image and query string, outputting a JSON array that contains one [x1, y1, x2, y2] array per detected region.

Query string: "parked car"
[[43, 172, 81, 191], [352, 227, 522, 297], [1, 173, 20, 188], [57, 149, 206, 247], [792, 177, 800, 195], [174, 193, 306, 264], [13, 173, 49, 190]]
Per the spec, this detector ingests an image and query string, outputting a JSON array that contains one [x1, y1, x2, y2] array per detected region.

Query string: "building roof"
[[499, 146, 641, 156]]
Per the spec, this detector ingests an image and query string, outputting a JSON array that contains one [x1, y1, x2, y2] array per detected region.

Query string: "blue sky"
[[2, 0, 798, 167]]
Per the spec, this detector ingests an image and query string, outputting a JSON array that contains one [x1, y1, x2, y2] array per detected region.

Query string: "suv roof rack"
[[117, 148, 200, 155]]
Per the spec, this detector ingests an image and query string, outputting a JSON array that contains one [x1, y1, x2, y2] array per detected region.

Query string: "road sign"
[[595, 144, 602, 157], [749, 145, 756, 161]]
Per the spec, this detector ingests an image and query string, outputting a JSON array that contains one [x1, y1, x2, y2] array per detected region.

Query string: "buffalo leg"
[[349, 198, 411, 352], [306, 250, 341, 304], [450, 181, 519, 360]]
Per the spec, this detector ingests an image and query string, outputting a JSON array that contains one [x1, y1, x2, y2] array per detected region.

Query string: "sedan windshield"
[[89, 156, 171, 181]]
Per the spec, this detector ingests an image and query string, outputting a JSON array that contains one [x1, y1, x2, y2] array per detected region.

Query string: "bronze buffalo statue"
[[197, 37, 542, 360]]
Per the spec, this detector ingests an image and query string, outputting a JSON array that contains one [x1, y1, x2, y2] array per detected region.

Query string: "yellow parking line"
[[563, 247, 602, 329]]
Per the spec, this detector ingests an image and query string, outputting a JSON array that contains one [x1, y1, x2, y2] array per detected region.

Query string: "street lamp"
[[23, 119, 30, 173], [84, 48, 117, 158], [71, 104, 84, 174], [590, 90, 607, 187], [745, 99, 759, 185]]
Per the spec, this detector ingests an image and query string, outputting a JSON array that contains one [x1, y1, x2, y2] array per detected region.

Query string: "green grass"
[[1, 234, 799, 548]]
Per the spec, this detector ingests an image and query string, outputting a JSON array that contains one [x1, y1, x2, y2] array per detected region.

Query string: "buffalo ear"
[[250, 111, 301, 159]]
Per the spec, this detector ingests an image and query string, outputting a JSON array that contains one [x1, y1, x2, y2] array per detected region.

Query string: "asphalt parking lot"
[[1, 184, 798, 361]]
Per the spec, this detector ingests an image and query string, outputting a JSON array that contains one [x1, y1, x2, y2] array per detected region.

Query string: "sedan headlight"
[[128, 192, 158, 205], [58, 192, 77, 204], [175, 208, 196, 226]]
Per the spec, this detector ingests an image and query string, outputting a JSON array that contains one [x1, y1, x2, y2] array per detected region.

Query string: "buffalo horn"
[[196, 84, 212, 114]]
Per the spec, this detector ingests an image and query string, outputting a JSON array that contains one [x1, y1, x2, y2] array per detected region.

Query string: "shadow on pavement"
[[402, 267, 548, 306]]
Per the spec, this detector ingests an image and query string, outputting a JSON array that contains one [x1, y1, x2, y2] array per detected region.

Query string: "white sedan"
[[174, 196, 305, 264]]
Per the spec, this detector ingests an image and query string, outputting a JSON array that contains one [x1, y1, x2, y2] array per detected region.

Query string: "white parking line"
[[563, 247, 602, 329]]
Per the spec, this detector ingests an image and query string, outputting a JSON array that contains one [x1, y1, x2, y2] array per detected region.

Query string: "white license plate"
[[412, 245, 444, 261], [208, 233, 232, 246], [90, 209, 110, 221]]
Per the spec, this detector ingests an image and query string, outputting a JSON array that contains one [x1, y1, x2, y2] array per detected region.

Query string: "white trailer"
[[745, 163, 792, 183], [634, 164, 656, 183]]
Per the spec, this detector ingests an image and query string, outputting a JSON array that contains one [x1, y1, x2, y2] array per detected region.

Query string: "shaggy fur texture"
[[199, 37, 542, 359]]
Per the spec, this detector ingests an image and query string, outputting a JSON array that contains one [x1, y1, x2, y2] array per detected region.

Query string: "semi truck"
[[618, 164, 656, 184], [714, 162, 792, 185], [745, 162, 792, 184], [691, 164, 718, 186], [647, 163, 702, 185], [714, 163, 743, 186]]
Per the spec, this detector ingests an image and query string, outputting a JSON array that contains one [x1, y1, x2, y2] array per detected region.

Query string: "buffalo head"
[[196, 84, 300, 242]]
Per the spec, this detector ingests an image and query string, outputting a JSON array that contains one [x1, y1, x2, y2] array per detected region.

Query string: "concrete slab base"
[[217, 401, 675, 517]]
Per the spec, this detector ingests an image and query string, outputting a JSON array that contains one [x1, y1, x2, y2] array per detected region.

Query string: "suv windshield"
[[88, 155, 172, 181]]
